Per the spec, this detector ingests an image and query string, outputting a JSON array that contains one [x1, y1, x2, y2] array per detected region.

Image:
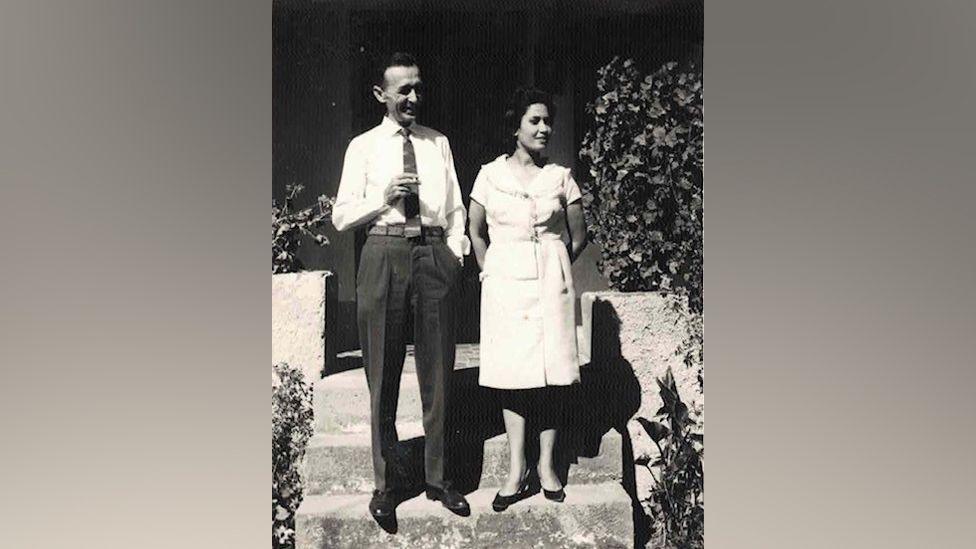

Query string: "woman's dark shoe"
[[492, 477, 537, 512], [543, 487, 566, 502], [538, 467, 566, 502]]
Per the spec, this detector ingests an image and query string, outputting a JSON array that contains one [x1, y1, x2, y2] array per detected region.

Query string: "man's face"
[[373, 65, 423, 126]]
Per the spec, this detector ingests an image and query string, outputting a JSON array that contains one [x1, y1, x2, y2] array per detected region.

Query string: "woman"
[[468, 88, 588, 512]]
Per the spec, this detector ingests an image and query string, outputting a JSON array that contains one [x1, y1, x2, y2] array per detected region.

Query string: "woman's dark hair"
[[504, 87, 556, 137]]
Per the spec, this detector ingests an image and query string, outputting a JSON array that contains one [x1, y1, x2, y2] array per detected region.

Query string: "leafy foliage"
[[273, 184, 335, 274], [579, 58, 703, 311], [639, 368, 705, 549], [272, 362, 314, 549], [676, 310, 704, 393]]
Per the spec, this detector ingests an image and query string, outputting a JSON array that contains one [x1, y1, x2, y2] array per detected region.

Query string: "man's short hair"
[[375, 52, 419, 87]]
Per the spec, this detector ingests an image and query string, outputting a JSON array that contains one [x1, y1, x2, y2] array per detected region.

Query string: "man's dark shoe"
[[369, 490, 395, 519], [425, 484, 471, 516]]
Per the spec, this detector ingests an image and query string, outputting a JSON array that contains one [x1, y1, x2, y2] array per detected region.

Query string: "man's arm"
[[440, 137, 469, 262], [331, 139, 389, 232]]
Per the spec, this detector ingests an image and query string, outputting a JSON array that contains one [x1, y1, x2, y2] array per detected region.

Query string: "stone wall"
[[272, 271, 334, 383], [581, 291, 702, 419], [580, 290, 704, 523]]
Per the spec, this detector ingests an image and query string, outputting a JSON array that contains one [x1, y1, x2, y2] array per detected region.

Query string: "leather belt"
[[368, 224, 444, 240]]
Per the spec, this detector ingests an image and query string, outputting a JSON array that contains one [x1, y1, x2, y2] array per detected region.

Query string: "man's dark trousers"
[[356, 233, 461, 493]]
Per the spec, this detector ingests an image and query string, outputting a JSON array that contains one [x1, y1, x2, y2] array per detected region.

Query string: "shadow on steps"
[[375, 359, 641, 497]]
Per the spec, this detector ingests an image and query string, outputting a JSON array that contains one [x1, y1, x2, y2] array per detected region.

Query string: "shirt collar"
[[380, 115, 416, 137]]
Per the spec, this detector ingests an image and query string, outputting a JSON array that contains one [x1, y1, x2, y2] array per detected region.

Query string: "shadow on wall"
[[585, 299, 651, 547]]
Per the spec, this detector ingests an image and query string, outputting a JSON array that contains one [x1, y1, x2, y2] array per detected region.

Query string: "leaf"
[[644, 420, 671, 443], [674, 401, 690, 425], [623, 153, 643, 167]]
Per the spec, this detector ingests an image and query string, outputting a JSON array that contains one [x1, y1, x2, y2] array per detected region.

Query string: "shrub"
[[273, 184, 335, 274], [579, 58, 703, 312], [638, 368, 705, 549], [679, 312, 704, 393], [272, 362, 314, 549]]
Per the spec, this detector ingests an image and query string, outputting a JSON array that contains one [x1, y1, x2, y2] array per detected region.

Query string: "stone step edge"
[[306, 423, 619, 450], [308, 421, 426, 439], [301, 427, 623, 496], [317, 359, 481, 385], [297, 481, 629, 519]]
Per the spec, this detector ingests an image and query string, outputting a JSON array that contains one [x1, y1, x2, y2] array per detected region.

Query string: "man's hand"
[[384, 173, 420, 206]]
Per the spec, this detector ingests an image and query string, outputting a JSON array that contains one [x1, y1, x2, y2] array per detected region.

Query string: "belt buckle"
[[404, 217, 423, 240]]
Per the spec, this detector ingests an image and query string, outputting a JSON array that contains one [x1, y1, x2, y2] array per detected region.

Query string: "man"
[[332, 52, 470, 519]]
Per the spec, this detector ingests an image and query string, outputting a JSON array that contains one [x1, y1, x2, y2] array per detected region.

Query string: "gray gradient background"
[[1, 1, 974, 548]]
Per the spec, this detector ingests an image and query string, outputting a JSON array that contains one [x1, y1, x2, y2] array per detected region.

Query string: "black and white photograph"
[[272, 1, 704, 547], [11, 1, 976, 549]]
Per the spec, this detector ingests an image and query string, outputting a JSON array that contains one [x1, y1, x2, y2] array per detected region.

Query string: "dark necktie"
[[400, 128, 421, 237]]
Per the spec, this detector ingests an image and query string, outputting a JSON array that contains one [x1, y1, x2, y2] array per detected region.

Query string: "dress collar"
[[490, 154, 556, 194]]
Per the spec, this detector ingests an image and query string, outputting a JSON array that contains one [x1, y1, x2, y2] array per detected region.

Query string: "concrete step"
[[333, 344, 483, 374], [312, 368, 405, 434], [296, 482, 633, 549], [302, 425, 622, 496], [312, 359, 628, 437], [313, 362, 482, 434]]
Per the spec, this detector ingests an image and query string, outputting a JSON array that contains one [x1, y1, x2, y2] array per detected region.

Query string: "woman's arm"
[[566, 202, 588, 263], [468, 200, 489, 271]]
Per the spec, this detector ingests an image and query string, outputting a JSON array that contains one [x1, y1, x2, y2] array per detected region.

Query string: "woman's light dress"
[[471, 155, 582, 390]]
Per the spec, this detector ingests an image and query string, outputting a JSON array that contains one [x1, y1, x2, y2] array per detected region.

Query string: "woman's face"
[[515, 103, 552, 153]]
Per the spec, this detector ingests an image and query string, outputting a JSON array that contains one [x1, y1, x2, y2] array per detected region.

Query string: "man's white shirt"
[[332, 116, 470, 260]]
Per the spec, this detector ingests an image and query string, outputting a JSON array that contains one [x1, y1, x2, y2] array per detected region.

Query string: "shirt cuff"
[[446, 234, 470, 262]]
